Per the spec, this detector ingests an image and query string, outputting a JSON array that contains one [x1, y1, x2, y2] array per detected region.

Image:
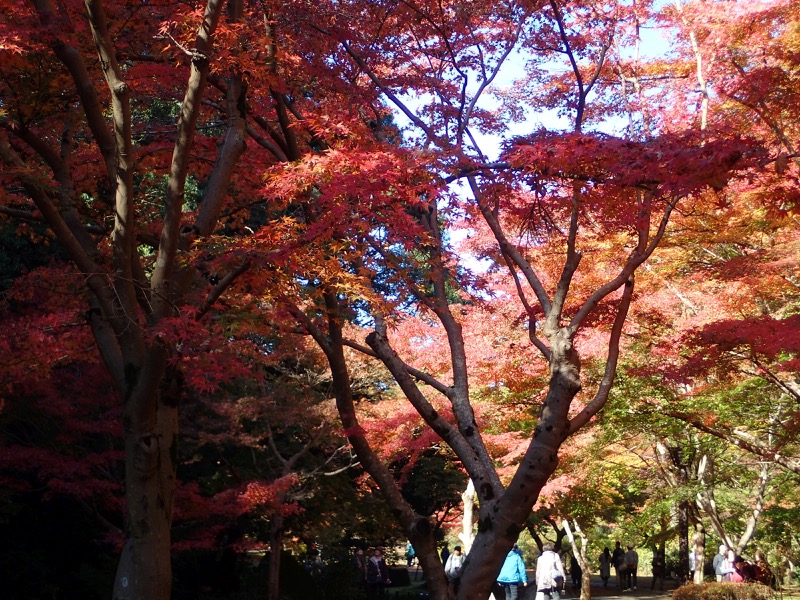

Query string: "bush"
[[673, 582, 775, 600]]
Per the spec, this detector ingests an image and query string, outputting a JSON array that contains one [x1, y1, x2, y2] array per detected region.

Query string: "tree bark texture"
[[11, 0, 232, 598], [268, 512, 285, 600]]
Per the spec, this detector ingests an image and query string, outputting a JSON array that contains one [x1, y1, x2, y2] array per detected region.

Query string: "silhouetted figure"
[[651, 550, 665, 591], [570, 555, 582, 589], [612, 542, 626, 589], [599, 547, 612, 588], [366, 548, 390, 600]]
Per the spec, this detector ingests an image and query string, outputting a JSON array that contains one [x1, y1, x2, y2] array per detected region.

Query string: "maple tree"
[[642, 0, 800, 460], [2, 0, 797, 599], [0, 276, 123, 596], [178, 332, 453, 600], [622, 4, 800, 573], [243, 1, 762, 599], [0, 0, 293, 596], [0, 252, 397, 598], [561, 0, 800, 581], [0, 295, 350, 599]]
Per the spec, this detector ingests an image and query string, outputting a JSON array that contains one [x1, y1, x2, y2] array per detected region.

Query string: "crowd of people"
[[347, 538, 779, 599], [599, 541, 777, 592], [711, 545, 776, 587], [594, 541, 641, 591]]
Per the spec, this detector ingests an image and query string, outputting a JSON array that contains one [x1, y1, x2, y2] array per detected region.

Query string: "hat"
[[719, 545, 727, 553]]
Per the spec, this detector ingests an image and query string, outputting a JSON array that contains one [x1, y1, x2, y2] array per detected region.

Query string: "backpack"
[[552, 556, 565, 587]]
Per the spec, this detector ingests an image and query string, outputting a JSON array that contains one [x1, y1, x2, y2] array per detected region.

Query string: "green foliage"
[[400, 450, 467, 518], [0, 221, 66, 290], [672, 583, 776, 600], [592, 357, 794, 556], [133, 172, 203, 222]]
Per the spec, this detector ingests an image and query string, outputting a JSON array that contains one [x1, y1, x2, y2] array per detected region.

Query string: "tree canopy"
[[1, 0, 799, 599]]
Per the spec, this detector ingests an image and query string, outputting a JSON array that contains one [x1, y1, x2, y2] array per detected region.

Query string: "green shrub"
[[673, 582, 775, 600]]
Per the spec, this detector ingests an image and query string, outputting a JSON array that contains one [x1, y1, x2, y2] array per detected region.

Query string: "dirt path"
[[563, 575, 680, 598], [515, 575, 681, 600]]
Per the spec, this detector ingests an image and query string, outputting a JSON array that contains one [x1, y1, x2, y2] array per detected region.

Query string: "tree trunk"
[[581, 567, 592, 600], [693, 524, 705, 584], [11, 0, 232, 598], [317, 305, 451, 600], [563, 519, 592, 600], [696, 459, 771, 555], [678, 500, 689, 583], [268, 512, 285, 600], [113, 355, 179, 600], [456, 358, 580, 600], [459, 480, 476, 553]]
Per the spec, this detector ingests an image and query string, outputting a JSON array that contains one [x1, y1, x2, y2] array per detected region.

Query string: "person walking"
[[354, 548, 368, 593], [366, 547, 391, 600], [535, 543, 565, 600], [623, 544, 638, 590], [599, 547, 612, 588], [570, 554, 582, 590], [445, 545, 465, 595], [498, 547, 528, 600], [406, 541, 416, 567], [651, 550, 665, 591], [612, 542, 626, 590]]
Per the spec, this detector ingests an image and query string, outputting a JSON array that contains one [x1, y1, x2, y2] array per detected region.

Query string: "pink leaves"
[[507, 130, 755, 197], [241, 475, 301, 513], [689, 314, 800, 367]]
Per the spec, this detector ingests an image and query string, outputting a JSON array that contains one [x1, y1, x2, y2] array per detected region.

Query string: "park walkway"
[[562, 575, 680, 598], [508, 574, 680, 600], [397, 569, 681, 600]]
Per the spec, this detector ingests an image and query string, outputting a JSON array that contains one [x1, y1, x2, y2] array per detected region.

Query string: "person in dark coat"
[[732, 556, 756, 583], [570, 555, 582, 589], [366, 547, 391, 600], [441, 544, 450, 565]]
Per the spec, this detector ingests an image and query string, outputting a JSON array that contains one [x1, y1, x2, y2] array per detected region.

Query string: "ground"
[[388, 570, 797, 600]]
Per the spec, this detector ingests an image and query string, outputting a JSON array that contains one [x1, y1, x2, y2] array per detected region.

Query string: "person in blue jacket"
[[497, 547, 528, 600]]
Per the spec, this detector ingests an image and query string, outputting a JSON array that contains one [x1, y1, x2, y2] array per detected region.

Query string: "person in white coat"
[[535, 544, 565, 600], [721, 549, 737, 582], [713, 545, 727, 582], [445, 545, 466, 594]]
